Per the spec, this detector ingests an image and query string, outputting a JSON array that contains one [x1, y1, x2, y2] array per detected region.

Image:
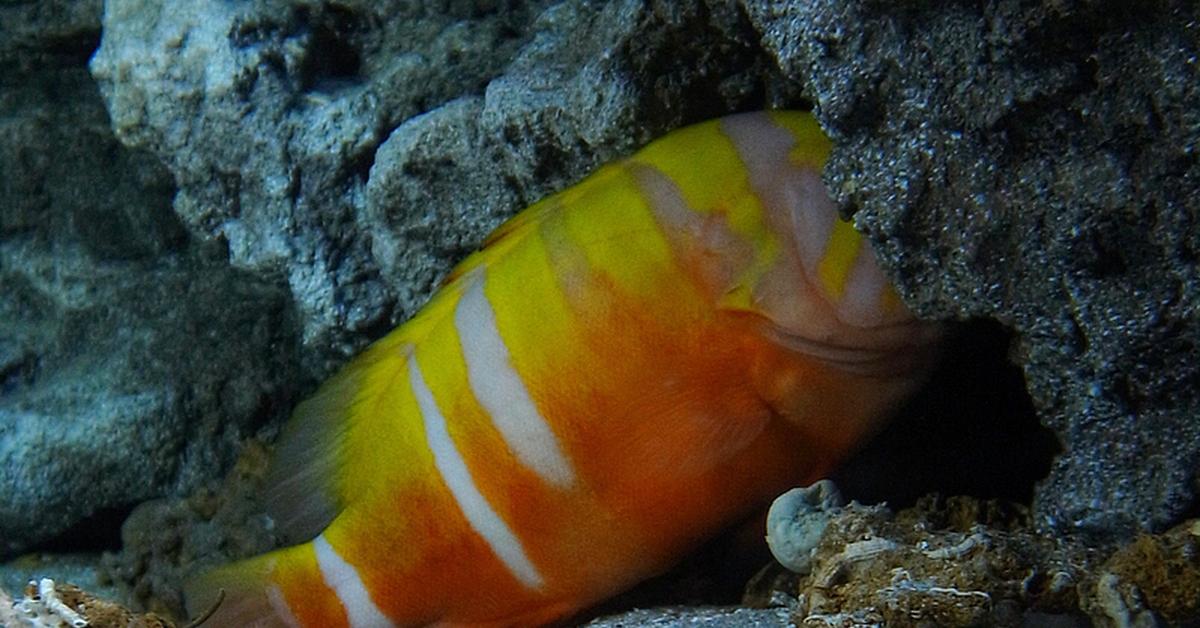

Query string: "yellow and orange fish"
[[186, 111, 941, 627]]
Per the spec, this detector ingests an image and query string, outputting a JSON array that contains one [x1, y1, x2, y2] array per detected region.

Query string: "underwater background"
[[1, 0, 1198, 626]]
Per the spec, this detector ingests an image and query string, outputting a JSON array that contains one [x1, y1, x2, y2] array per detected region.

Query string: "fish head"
[[716, 111, 944, 378]]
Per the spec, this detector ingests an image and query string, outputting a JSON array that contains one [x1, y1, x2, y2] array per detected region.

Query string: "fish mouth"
[[762, 316, 945, 378]]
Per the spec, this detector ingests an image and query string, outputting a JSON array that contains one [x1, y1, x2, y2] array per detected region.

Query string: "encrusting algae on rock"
[[786, 497, 1076, 626], [760, 488, 1200, 627]]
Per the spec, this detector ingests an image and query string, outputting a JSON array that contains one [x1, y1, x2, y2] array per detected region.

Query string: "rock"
[[765, 480, 845, 575], [780, 496, 1085, 627], [1082, 521, 1200, 627], [87, 0, 560, 373], [582, 605, 792, 627], [0, 1, 299, 557], [748, 0, 1200, 540], [757, 494, 1200, 626], [99, 440, 278, 619], [88, 0, 790, 375], [0, 257, 298, 558], [0, 1, 102, 74]]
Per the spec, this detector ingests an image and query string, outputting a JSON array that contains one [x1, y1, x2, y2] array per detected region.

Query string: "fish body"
[[187, 111, 941, 627]]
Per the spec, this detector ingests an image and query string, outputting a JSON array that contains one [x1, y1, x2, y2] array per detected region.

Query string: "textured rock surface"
[[0, 0, 299, 557], [89, 0, 794, 374], [582, 605, 791, 627], [749, 0, 1200, 540], [88, 0, 556, 371], [99, 440, 279, 618], [764, 493, 1200, 627]]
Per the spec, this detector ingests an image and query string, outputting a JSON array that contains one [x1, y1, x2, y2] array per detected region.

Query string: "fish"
[[185, 110, 943, 627]]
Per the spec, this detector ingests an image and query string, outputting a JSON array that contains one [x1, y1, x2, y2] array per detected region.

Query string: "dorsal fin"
[[263, 178, 564, 541], [261, 329, 413, 542], [262, 366, 358, 543]]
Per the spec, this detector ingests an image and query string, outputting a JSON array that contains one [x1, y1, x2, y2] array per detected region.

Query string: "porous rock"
[[88, 0, 558, 371], [749, 0, 1200, 539], [0, 0, 298, 557], [89, 0, 790, 374], [783, 496, 1085, 627], [763, 492, 1200, 626], [582, 605, 792, 627]]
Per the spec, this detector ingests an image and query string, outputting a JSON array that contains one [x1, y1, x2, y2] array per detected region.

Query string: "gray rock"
[[0, 1, 299, 557], [0, 1, 102, 72], [88, 0, 559, 374], [89, 0, 790, 375], [583, 605, 792, 627], [765, 480, 844, 575], [363, 0, 786, 329], [0, 255, 297, 557], [749, 0, 1200, 540]]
